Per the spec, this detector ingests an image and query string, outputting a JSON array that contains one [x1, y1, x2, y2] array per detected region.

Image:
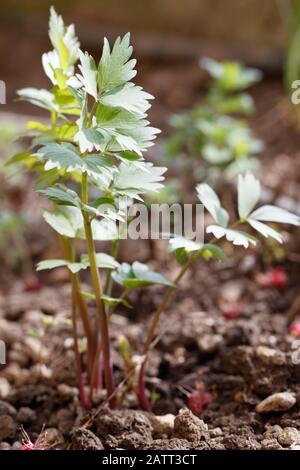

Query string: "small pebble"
[[0, 377, 11, 399], [255, 346, 286, 366], [278, 427, 300, 447], [0, 442, 11, 450], [256, 392, 296, 414], [150, 414, 175, 436], [17, 407, 36, 424], [0, 415, 17, 440], [197, 334, 223, 354]]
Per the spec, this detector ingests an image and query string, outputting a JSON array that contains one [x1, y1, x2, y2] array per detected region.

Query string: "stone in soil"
[[256, 392, 296, 414], [277, 427, 300, 447], [70, 428, 103, 450], [173, 408, 209, 444]]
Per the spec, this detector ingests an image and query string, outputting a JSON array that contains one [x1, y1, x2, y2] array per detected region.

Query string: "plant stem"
[[60, 236, 95, 376], [71, 272, 90, 409], [104, 239, 120, 299], [81, 172, 115, 406], [137, 257, 195, 410]]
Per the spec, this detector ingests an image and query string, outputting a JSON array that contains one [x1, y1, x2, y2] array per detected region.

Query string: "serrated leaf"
[[114, 162, 166, 196], [249, 205, 300, 226], [94, 104, 160, 154], [196, 183, 229, 227], [238, 173, 261, 219], [38, 184, 81, 207], [17, 88, 58, 112], [101, 83, 153, 115], [35, 143, 114, 185], [76, 50, 98, 100], [248, 219, 283, 244], [35, 142, 83, 171], [98, 33, 137, 91], [48, 7, 79, 72], [207, 225, 257, 248]]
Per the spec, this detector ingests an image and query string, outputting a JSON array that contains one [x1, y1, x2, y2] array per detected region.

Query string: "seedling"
[[164, 58, 263, 186], [136, 173, 300, 410], [9, 7, 170, 408]]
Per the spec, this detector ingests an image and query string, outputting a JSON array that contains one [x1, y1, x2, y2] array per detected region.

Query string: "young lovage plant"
[[9, 8, 300, 412], [164, 58, 264, 183], [9, 7, 170, 409]]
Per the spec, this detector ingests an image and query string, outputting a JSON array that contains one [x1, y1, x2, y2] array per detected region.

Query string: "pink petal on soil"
[[223, 308, 241, 320], [257, 268, 288, 289], [187, 390, 212, 415], [290, 322, 300, 338]]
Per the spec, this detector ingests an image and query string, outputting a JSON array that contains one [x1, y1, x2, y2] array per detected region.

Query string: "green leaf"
[[201, 58, 262, 91], [112, 261, 173, 288], [17, 88, 58, 112], [248, 205, 300, 226], [48, 6, 79, 71], [196, 183, 229, 227], [36, 168, 59, 190], [91, 253, 120, 270], [238, 173, 261, 219], [43, 206, 84, 238], [101, 295, 132, 309], [168, 237, 202, 265], [35, 142, 83, 171], [91, 218, 119, 241], [201, 244, 227, 262], [36, 259, 83, 274], [114, 162, 166, 196], [98, 33, 137, 91], [38, 184, 81, 207], [101, 83, 153, 115], [5, 152, 37, 168], [76, 50, 98, 100], [35, 143, 115, 186], [207, 225, 257, 248], [94, 105, 161, 154], [168, 237, 202, 254], [248, 219, 283, 244], [36, 252, 119, 274]]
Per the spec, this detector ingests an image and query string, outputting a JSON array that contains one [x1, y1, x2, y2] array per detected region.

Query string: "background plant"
[[277, 0, 300, 89], [136, 173, 300, 410], [163, 58, 263, 189]]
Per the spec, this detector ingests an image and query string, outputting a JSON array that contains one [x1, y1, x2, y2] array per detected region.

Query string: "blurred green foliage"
[[163, 58, 264, 188]]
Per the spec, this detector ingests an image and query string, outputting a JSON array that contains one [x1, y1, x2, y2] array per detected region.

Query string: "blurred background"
[[1, 0, 300, 288], [0, 0, 288, 119]]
